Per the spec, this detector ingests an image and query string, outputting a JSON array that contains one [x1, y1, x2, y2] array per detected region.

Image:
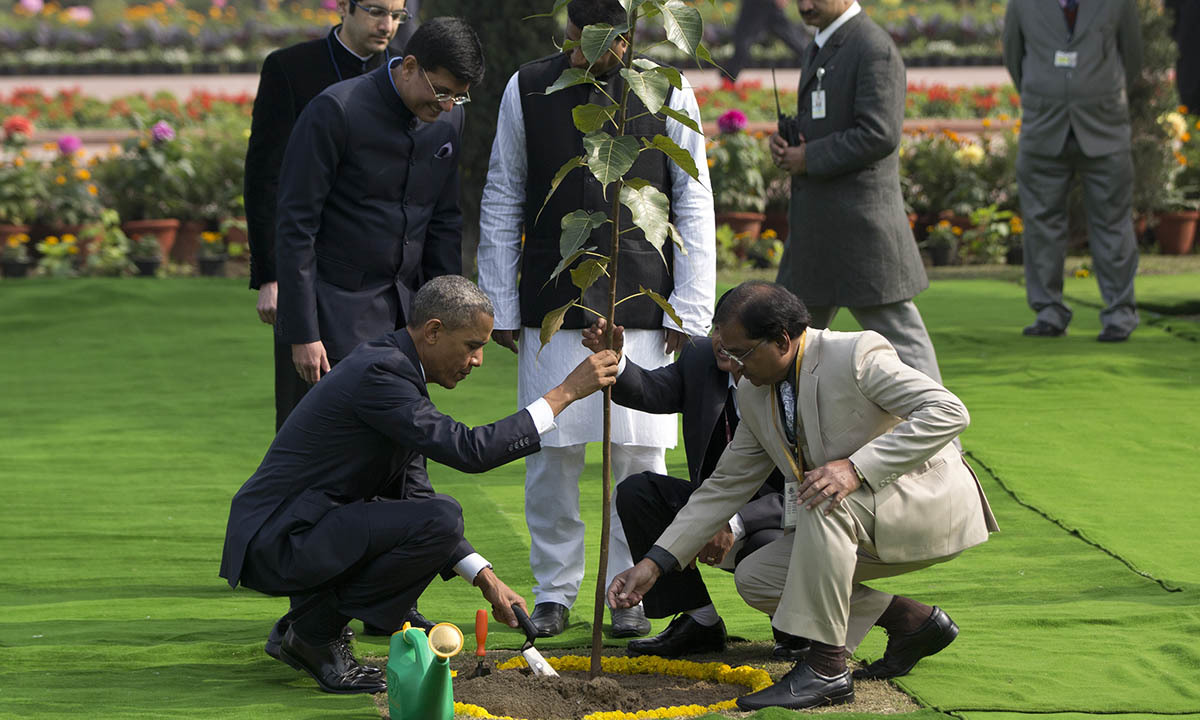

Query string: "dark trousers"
[[616, 472, 782, 618], [241, 494, 464, 631], [725, 0, 811, 80], [273, 336, 310, 432]]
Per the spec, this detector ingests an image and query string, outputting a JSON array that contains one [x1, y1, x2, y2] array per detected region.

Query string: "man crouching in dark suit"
[[220, 276, 619, 695], [582, 310, 806, 661]]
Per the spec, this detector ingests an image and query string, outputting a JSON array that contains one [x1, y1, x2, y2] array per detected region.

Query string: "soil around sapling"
[[368, 641, 920, 719]]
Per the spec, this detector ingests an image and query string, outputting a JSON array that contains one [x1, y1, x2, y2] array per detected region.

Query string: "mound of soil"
[[452, 668, 739, 720]]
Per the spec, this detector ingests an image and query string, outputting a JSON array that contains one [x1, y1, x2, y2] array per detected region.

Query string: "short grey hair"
[[408, 275, 495, 330]]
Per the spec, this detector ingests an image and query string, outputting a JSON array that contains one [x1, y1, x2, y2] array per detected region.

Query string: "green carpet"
[[1, 276, 1198, 718]]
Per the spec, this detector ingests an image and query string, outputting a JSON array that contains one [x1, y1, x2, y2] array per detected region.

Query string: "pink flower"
[[150, 120, 175, 143], [717, 109, 748, 134], [212, 0, 227, 7], [64, 5, 94, 22], [18, 0, 44, 14], [57, 134, 83, 155], [321, 0, 338, 8]]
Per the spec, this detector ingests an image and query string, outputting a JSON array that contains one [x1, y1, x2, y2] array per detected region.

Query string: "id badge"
[[811, 90, 827, 119], [1054, 50, 1078, 68], [782, 477, 799, 529]]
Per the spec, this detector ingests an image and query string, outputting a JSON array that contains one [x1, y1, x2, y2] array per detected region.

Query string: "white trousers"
[[526, 443, 667, 608]]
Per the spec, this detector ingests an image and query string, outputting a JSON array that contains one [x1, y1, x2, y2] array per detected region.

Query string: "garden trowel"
[[511, 604, 559, 677]]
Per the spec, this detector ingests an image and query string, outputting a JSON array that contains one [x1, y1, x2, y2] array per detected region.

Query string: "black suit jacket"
[[274, 62, 464, 360], [610, 338, 784, 536], [219, 329, 540, 591]]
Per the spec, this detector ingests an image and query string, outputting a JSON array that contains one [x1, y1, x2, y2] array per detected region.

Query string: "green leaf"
[[572, 103, 617, 134], [534, 156, 584, 226], [554, 209, 608, 277], [539, 299, 575, 353], [639, 285, 685, 329], [581, 22, 628, 65], [582, 132, 641, 186], [544, 67, 596, 95], [619, 183, 671, 263], [632, 58, 683, 90], [619, 67, 670, 114], [653, 0, 703, 58], [658, 105, 701, 135], [547, 246, 593, 285], [644, 133, 700, 182], [524, 0, 571, 21], [570, 257, 609, 292], [667, 222, 687, 252]]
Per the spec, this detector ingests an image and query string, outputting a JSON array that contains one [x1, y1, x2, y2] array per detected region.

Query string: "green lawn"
[[0, 274, 1197, 719]]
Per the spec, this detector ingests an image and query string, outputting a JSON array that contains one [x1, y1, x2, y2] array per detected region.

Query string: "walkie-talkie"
[[773, 67, 802, 147]]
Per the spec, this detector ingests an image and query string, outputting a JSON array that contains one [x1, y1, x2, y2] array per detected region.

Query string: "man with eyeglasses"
[[245, 0, 418, 434], [580, 301, 806, 662], [609, 281, 997, 711], [477, 0, 716, 641], [264, 16, 481, 640]]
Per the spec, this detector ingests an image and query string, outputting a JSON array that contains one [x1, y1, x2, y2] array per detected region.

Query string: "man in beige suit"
[[609, 282, 997, 711]]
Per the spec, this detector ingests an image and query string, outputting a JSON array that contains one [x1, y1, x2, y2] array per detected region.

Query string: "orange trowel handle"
[[475, 608, 488, 657]]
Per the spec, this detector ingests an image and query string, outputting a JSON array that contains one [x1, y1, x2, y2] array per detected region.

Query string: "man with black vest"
[[583, 314, 808, 661], [244, 0, 416, 432], [477, 0, 716, 639]]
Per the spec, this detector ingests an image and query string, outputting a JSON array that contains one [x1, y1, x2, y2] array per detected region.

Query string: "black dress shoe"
[[609, 606, 652, 638], [277, 627, 386, 695], [853, 606, 959, 680], [771, 627, 811, 661], [736, 661, 854, 710], [265, 618, 356, 661], [1097, 326, 1131, 342], [1023, 321, 1066, 337], [363, 606, 434, 636], [628, 615, 726, 657], [529, 602, 570, 638]]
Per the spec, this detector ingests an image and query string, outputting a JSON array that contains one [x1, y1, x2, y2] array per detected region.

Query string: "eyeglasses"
[[718, 338, 766, 368], [348, 0, 409, 23], [420, 67, 471, 106]]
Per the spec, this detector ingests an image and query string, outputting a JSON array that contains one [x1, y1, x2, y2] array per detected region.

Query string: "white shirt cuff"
[[454, 553, 492, 584], [727, 513, 746, 541], [526, 397, 557, 435], [616, 354, 627, 378]]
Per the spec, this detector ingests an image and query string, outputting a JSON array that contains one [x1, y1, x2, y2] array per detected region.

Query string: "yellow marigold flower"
[[982, 117, 992, 128], [14, 157, 24, 167], [1183, 132, 1192, 143], [55, 175, 67, 185], [76, 148, 86, 157], [6, 237, 20, 248], [139, 139, 149, 149], [999, 113, 1011, 122], [88, 184, 98, 195], [762, 228, 777, 239], [43, 142, 56, 151], [76, 168, 91, 180], [63, 234, 76, 244], [1010, 216, 1024, 233], [707, 157, 714, 167], [201, 231, 221, 243], [1075, 267, 1090, 279], [938, 219, 951, 228], [952, 226, 963, 235], [45, 236, 59, 245], [110, 144, 121, 154], [1179, 104, 1189, 115]]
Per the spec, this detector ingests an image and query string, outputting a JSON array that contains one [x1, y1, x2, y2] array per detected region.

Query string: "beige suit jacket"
[[655, 329, 997, 567]]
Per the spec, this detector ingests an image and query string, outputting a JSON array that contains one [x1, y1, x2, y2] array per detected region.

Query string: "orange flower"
[[75, 168, 91, 180], [1179, 105, 1189, 115], [87, 184, 98, 195], [55, 175, 67, 185]]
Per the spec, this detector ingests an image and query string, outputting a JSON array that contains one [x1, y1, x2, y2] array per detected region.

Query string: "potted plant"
[[901, 130, 990, 226], [129, 233, 164, 277], [197, 230, 228, 276], [959, 204, 1013, 265], [1, 231, 32, 278], [37, 134, 103, 262], [921, 218, 962, 266], [81, 209, 135, 277], [710, 109, 767, 236], [0, 114, 44, 240], [175, 119, 245, 264], [1153, 109, 1199, 254], [34, 233, 80, 278], [93, 118, 194, 258]]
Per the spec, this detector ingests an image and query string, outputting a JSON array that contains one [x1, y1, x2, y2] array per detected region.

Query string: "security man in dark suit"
[[220, 276, 620, 695], [245, 0, 419, 431], [583, 315, 807, 661]]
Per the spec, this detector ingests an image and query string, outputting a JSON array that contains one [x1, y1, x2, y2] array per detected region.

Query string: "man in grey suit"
[[609, 282, 997, 711], [769, 0, 943, 385], [1004, 0, 1143, 342]]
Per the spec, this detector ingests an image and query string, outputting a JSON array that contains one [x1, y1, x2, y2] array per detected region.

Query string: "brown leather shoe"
[[277, 627, 386, 694]]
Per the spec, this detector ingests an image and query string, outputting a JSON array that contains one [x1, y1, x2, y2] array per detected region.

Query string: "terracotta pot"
[[0, 223, 31, 241], [1155, 211, 1198, 255], [171, 220, 208, 265], [123, 218, 180, 259], [715, 211, 766, 239]]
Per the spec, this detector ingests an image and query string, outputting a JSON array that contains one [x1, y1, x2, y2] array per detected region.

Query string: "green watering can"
[[386, 621, 464, 720]]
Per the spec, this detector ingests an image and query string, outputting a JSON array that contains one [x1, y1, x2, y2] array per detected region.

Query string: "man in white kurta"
[[477, 3, 715, 637]]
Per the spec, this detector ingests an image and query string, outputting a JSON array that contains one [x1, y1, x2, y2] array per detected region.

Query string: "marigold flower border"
[[453, 654, 773, 720]]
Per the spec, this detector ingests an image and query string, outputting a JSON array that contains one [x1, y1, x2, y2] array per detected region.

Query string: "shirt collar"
[[814, 1, 861, 48], [333, 25, 374, 62]]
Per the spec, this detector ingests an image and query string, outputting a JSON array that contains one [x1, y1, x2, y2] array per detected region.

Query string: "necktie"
[[1060, 0, 1079, 35], [779, 380, 797, 446]]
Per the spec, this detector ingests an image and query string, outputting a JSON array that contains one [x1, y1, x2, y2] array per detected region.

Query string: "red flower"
[[3, 115, 33, 138]]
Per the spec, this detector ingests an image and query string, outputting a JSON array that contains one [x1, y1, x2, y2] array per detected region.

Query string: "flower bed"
[[0, 87, 253, 130]]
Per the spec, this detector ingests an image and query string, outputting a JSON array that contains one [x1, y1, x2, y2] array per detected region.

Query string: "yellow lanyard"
[[769, 330, 807, 481]]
